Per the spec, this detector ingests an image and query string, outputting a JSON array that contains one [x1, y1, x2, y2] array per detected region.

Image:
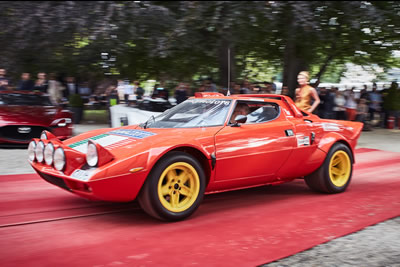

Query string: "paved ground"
[[1, 125, 399, 266], [264, 128, 400, 267]]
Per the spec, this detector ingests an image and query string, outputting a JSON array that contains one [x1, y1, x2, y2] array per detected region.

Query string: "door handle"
[[311, 132, 315, 144], [285, 129, 294, 136]]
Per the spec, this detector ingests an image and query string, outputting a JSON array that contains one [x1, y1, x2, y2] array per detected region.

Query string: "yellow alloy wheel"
[[157, 162, 200, 213], [329, 150, 351, 187]]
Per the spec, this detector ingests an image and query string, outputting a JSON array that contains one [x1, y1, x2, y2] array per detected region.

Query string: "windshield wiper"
[[140, 115, 155, 129]]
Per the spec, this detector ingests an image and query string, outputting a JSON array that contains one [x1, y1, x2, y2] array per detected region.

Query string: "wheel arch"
[[138, 146, 210, 221], [318, 132, 355, 163], [147, 146, 212, 187]]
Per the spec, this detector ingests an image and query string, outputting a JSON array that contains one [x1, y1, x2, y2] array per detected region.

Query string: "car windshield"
[[0, 93, 53, 106], [142, 98, 232, 128]]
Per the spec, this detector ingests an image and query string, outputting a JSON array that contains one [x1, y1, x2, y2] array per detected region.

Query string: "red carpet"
[[0, 148, 399, 266]]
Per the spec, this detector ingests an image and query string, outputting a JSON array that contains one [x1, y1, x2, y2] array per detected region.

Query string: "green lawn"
[[81, 109, 109, 124]]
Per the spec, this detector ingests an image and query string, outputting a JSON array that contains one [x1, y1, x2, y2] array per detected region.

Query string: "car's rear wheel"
[[138, 152, 205, 221], [305, 143, 353, 193]]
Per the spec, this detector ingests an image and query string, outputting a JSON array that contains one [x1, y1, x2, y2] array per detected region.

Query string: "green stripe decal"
[[68, 133, 129, 153], [69, 134, 109, 148]]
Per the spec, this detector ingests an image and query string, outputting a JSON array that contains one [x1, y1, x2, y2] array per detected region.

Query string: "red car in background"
[[0, 90, 73, 146]]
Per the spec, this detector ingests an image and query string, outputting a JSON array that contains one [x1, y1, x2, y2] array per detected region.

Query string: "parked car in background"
[[0, 90, 73, 146], [28, 93, 362, 221]]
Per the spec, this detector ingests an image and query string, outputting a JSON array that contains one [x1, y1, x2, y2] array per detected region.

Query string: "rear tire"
[[305, 143, 353, 193], [138, 152, 206, 221]]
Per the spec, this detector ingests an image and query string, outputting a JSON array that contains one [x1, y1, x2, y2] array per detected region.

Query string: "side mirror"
[[231, 115, 247, 127]]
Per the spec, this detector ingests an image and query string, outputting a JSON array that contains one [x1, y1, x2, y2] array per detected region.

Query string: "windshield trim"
[[144, 98, 232, 129]]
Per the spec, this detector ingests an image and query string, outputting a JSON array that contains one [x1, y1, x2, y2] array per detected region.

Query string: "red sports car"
[[29, 93, 363, 221], [0, 90, 73, 146]]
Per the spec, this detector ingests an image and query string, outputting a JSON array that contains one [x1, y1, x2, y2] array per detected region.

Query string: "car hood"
[[63, 126, 220, 157], [0, 105, 59, 126]]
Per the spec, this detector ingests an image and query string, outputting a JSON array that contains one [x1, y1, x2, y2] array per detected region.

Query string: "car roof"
[[191, 92, 304, 118]]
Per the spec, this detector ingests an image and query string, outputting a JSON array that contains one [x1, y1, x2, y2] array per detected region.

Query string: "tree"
[[0, 1, 399, 95], [260, 1, 400, 94]]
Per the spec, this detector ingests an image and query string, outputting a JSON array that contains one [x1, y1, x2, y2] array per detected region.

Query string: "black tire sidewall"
[[146, 152, 206, 221], [323, 143, 353, 193]]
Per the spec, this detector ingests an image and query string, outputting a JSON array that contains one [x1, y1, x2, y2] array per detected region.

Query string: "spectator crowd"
[[1, 67, 399, 129]]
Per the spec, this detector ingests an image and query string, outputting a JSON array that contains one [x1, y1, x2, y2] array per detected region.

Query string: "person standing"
[[383, 82, 400, 128], [334, 89, 347, 120], [123, 80, 134, 105], [240, 80, 251, 94], [356, 97, 371, 130], [295, 71, 320, 113], [0, 69, 9, 90], [368, 84, 382, 123], [33, 72, 48, 93], [105, 83, 120, 127], [323, 87, 336, 119], [345, 87, 358, 121], [281, 86, 290, 96], [17, 73, 34, 91], [47, 73, 63, 105], [175, 82, 188, 104], [134, 80, 144, 100], [64, 76, 78, 99]]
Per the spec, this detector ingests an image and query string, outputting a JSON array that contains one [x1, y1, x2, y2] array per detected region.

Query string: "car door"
[[214, 100, 297, 183], [276, 115, 325, 179]]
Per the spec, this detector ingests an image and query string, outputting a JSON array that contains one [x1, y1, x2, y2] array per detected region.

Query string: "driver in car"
[[230, 102, 250, 124]]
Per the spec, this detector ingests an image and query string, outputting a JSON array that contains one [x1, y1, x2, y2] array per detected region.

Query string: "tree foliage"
[[0, 1, 399, 93]]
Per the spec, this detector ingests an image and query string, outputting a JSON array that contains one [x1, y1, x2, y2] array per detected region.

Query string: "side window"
[[246, 102, 280, 123], [229, 100, 280, 124], [228, 101, 251, 124]]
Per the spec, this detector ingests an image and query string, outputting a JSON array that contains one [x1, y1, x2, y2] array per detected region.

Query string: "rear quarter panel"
[[277, 118, 363, 179], [316, 120, 363, 156]]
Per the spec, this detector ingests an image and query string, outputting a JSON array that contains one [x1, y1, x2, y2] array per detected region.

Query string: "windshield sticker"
[[108, 129, 156, 139], [296, 135, 310, 147], [187, 99, 230, 105]]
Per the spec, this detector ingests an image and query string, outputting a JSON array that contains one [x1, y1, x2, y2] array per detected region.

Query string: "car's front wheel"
[[138, 152, 206, 221], [305, 143, 353, 193]]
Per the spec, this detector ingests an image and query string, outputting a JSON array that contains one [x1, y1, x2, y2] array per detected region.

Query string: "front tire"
[[138, 152, 206, 221], [305, 143, 353, 193]]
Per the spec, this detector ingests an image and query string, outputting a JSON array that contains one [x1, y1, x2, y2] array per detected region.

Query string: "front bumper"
[[32, 163, 148, 202]]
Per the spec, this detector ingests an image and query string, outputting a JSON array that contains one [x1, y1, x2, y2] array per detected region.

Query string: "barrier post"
[[387, 116, 394, 129]]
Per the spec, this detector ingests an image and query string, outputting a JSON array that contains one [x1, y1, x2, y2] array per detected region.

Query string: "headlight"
[[52, 118, 72, 127], [44, 143, 55, 165], [40, 131, 48, 140], [58, 118, 72, 127], [28, 141, 36, 161], [35, 141, 45, 163], [54, 147, 66, 171], [86, 142, 98, 167]]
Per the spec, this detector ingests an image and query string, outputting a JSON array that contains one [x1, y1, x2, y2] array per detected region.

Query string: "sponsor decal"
[[108, 129, 156, 139], [322, 123, 340, 131], [68, 130, 155, 153], [187, 99, 231, 105], [69, 133, 130, 153], [296, 135, 310, 147], [71, 169, 94, 182]]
